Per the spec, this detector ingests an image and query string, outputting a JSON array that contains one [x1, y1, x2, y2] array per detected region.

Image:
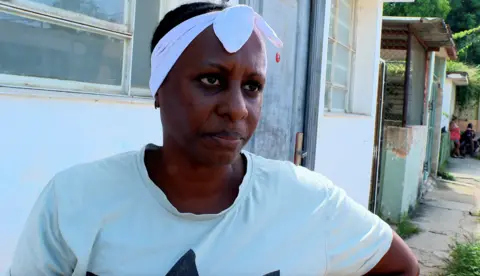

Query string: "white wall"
[[451, 84, 457, 120], [0, 90, 161, 273], [314, 0, 383, 207], [442, 79, 454, 129]]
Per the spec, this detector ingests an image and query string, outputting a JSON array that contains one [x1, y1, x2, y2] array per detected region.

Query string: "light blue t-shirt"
[[9, 147, 392, 275]]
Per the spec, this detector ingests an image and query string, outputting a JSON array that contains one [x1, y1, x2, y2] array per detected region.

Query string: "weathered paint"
[[379, 126, 428, 222], [379, 150, 406, 220], [243, 0, 309, 161]]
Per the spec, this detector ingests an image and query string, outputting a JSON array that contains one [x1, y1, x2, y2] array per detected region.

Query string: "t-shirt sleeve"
[[9, 179, 76, 275], [323, 182, 393, 276]]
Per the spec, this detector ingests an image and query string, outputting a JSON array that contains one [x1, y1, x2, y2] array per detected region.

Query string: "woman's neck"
[[144, 144, 245, 214]]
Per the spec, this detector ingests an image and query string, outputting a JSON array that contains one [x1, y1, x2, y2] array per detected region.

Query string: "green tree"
[[447, 0, 480, 63], [447, 0, 480, 32], [383, 0, 451, 18]]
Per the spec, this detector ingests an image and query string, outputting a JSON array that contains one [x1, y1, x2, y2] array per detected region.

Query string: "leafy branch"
[[453, 25, 480, 40]]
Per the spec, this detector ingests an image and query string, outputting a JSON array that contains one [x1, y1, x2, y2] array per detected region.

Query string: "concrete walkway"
[[448, 157, 480, 179], [406, 157, 480, 276]]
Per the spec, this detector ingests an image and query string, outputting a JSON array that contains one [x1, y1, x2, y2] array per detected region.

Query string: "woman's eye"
[[200, 77, 220, 86], [243, 83, 262, 93]]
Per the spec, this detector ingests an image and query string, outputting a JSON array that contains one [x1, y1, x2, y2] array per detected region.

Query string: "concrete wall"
[[455, 103, 480, 132], [314, 0, 384, 207], [442, 79, 454, 129], [430, 57, 447, 176], [431, 84, 444, 175], [407, 37, 427, 126], [380, 126, 428, 222], [0, 91, 162, 273]]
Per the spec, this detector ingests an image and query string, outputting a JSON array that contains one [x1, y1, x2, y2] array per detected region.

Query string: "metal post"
[[302, 0, 330, 170], [402, 26, 412, 127]]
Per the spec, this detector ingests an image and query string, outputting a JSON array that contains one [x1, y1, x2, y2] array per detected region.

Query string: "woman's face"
[[156, 26, 267, 166]]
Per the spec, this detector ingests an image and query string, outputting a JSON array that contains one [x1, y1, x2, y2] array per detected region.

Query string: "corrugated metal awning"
[[381, 16, 457, 59]]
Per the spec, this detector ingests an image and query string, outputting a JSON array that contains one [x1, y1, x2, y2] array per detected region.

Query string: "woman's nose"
[[217, 84, 248, 122]]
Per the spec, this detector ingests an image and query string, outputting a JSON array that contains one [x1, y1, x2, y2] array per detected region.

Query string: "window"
[[0, 0, 161, 97], [325, 0, 356, 112]]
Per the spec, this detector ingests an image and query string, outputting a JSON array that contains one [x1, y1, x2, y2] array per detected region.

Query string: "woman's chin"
[[194, 148, 242, 166]]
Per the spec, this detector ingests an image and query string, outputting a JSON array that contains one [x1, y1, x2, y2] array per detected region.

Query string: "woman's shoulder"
[[245, 151, 335, 197], [50, 150, 144, 203]]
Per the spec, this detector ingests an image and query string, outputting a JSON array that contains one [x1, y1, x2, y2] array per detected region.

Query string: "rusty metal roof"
[[382, 17, 457, 59]]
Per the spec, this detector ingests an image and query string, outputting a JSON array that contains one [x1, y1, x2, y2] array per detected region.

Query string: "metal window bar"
[[325, 0, 356, 112], [0, 0, 131, 37], [380, 54, 408, 127]]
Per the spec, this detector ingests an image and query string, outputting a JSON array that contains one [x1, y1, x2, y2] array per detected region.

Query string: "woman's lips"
[[203, 131, 243, 150]]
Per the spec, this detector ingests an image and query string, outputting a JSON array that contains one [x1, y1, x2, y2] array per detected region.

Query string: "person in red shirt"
[[450, 117, 462, 158]]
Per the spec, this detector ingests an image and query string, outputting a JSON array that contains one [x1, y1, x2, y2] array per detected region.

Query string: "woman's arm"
[[321, 180, 419, 276], [365, 232, 419, 276]]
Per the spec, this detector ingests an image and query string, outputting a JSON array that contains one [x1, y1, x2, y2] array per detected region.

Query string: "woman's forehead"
[[177, 26, 267, 73]]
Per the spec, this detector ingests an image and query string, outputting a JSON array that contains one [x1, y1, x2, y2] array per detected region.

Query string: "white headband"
[[149, 4, 283, 98]]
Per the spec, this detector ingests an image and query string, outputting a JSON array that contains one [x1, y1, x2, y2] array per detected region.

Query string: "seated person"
[[461, 123, 479, 156]]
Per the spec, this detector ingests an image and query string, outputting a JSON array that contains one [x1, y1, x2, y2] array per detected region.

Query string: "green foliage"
[[447, 0, 480, 33], [453, 26, 480, 40], [440, 235, 480, 276], [386, 62, 406, 77], [447, 0, 480, 64], [447, 61, 480, 111], [383, 0, 451, 18], [396, 214, 421, 240], [438, 170, 456, 181]]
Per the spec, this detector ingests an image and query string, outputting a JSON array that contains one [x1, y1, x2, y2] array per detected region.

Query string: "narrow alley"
[[406, 157, 480, 275]]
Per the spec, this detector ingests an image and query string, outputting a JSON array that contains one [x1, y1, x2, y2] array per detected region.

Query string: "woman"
[[10, 2, 419, 275], [450, 117, 462, 158]]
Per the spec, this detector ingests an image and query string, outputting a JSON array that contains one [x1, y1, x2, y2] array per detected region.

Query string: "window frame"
[[0, 0, 239, 98], [0, 0, 154, 98], [325, 0, 357, 113]]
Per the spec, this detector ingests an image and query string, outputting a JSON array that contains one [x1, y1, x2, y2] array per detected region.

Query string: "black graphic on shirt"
[[166, 249, 280, 276], [166, 249, 199, 276], [86, 249, 280, 275]]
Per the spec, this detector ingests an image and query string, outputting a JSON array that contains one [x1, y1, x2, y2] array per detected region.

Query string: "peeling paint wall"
[[379, 125, 428, 222]]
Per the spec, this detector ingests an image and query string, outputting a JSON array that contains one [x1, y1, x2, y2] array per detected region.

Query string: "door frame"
[[302, 0, 330, 169], [369, 59, 386, 213]]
